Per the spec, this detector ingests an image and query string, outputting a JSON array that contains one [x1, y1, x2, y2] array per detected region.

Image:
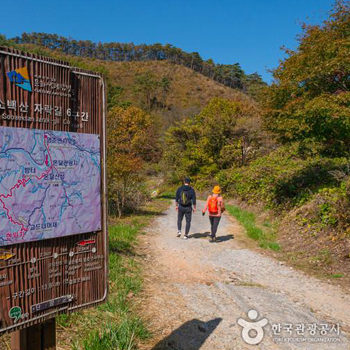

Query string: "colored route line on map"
[[0, 134, 60, 241]]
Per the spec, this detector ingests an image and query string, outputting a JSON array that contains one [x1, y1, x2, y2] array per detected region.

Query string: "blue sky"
[[1, 0, 336, 82]]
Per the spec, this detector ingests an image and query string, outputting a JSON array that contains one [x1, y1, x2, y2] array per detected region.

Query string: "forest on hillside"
[[3, 32, 266, 97]]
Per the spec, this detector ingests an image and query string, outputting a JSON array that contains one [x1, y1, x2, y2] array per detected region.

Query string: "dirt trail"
[[139, 200, 350, 350]]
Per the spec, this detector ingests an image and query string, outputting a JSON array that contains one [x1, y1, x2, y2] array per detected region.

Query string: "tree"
[[107, 106, 161, 216], [264, 0, 350, 156], [160, 76, 171, 107], [133, 71, 159, 110], [107, 85, 131, 110], [164, 98, 261, 186], [132, 71, 172, 110], [0, 34, 7, 46]]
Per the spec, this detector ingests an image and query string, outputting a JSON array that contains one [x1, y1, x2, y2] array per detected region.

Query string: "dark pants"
[[178, 205, 192, 235], [209, 216, 221, 238]]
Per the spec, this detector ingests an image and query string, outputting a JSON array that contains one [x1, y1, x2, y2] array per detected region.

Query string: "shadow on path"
[[190, 232, 211, 239], [216, 235, 234, 243], [151, 318, 222, 350], [189, 232, 234, 243]]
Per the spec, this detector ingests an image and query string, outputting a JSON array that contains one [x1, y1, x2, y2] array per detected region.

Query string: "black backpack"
[[180, 189, 192, 206]]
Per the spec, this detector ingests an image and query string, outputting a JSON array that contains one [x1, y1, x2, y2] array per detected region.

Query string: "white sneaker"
[[183, 235, 188, 240], [177, 231, 181, 237]]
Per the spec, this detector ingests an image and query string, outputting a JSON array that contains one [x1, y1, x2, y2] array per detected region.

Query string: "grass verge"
[[56, 197, 170, 350], [226, 204, 280, 251]]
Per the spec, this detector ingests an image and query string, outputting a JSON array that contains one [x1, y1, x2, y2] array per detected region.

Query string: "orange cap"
[[212, 185, 221, 194]]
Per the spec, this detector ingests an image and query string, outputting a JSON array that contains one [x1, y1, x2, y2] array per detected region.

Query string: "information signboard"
[[0, 47, 108, 335]]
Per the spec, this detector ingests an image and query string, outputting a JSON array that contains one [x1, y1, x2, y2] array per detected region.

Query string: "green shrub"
[[218, 144, 349, 211]]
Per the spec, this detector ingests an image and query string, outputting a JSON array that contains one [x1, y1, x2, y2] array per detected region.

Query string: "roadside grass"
[[157, 190, 176, 199], [226, 204, 280, 251], [56, 197, 170, 350], [309, 249, 333, 266]]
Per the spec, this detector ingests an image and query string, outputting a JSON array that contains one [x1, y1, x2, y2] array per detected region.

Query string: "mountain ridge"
[[9, 32, 266, 98]]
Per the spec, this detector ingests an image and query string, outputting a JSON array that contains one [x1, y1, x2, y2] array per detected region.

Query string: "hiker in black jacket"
[[175, 177, 196, 240]]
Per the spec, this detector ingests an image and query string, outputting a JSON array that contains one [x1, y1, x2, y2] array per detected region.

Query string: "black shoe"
[[209, 237, 217, 243]]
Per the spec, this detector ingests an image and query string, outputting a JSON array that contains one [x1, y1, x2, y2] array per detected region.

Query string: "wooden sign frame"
[[0, 47, 108, 336]]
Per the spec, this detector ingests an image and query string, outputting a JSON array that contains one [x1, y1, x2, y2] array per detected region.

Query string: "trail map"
[[0, 126, 101, 246]]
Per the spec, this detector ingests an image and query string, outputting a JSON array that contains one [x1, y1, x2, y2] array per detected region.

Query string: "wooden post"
[[11, 319, 56, 350], [42, 319, 56, 350]]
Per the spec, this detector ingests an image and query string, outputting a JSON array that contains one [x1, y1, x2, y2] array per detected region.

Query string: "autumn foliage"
[[264, 0, 350, 156], [107, 106, 160, 216]]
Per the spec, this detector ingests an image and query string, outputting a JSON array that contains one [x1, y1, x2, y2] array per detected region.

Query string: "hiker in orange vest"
[[202, 185, 225, 242]]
